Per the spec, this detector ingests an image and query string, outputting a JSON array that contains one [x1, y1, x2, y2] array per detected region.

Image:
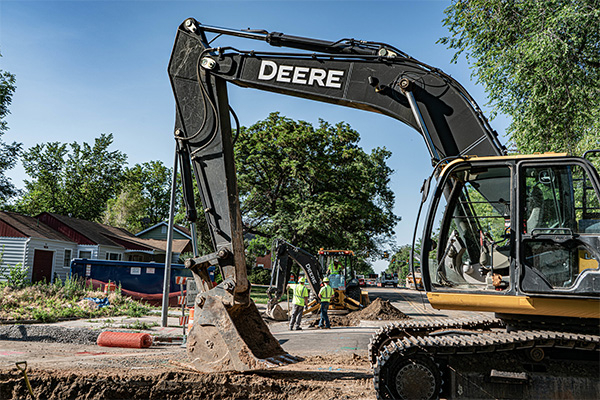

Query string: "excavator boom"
[[171, 19, 506, 165]]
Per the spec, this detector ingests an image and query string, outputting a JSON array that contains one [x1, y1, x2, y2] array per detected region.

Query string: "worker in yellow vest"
[[318, 277, 334, 329], [289, 276, 308, 331], [327, 258, 343, 275]]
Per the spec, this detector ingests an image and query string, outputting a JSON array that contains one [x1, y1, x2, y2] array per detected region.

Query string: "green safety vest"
[[292, 283, 309, 306], [328, 262, 342, 274], [319, 284, 334, 303]]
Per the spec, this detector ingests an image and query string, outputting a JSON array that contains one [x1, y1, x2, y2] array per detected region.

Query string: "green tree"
[[104, 161, 172, 233], [235, 112, 399, 262], [440, 0, 600, 154], [387, 245, 412, 281], [17, 133, 126, 220], [0, 57, 22, 204], [102, 183, 149, 233]]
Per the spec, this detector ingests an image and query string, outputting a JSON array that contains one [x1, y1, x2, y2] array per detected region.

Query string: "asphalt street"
[[269, 286, 493, 357]]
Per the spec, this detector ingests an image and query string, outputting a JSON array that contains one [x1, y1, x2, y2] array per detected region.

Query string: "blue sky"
[[0, 1, 510, 272]]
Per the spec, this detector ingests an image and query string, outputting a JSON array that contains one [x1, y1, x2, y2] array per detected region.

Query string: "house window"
[[106, 252, 122, 261], [79, 250, 92, 259], [63, 249, 72, 268], [161, 225, 167, 234]]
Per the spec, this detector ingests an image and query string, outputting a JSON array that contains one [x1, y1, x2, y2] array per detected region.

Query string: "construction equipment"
[[404, 269, 422, 289], [317, 248, 368, 309], [265, 239, 368, 319], [168, 18, 599, 397]]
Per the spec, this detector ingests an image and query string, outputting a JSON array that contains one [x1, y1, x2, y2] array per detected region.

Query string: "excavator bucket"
[[187, 294, 298, 372], [265, 303, 288, 321]]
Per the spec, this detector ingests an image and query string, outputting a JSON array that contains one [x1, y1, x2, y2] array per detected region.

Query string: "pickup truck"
[[380, 273, 397, 288]]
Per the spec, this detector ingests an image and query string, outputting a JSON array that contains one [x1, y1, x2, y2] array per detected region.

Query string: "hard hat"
[[299, 276, 306, 283], [323, 277, 329, 282]]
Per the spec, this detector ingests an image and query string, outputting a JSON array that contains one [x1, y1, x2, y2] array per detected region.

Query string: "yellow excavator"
[[168, 18, 599, 398]]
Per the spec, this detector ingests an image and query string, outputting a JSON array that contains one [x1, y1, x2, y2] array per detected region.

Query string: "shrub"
[[247, 267, 271, 285]]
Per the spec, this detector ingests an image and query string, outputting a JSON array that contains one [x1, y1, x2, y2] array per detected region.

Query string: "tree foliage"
[[0, 57, 22, 204], [17, 133, 126, 221], [440, 0, 600, 154], [103, 161, 172, 233], [387, 245, 412, 281], [234, 112, 399, 262]]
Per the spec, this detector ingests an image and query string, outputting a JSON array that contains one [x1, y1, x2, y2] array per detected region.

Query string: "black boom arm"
[[170, 18, 506, 165]]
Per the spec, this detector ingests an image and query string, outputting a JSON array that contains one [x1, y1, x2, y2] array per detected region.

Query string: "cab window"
[[426, 165, 512, 291]]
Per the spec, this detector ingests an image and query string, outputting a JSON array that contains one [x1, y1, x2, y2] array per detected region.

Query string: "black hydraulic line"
[[176, 139, 198, 224], [184, 18, 390, 56]]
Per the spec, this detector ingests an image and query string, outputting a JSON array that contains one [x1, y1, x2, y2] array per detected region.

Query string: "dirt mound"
[[350, 298, 409, 322], [310, 298, 409, 327], [1, 367, 374, 400]]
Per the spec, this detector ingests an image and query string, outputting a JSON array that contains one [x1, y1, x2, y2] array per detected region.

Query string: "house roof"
[[138, 238, 191, 254], [38, 213, 190, 252], [1, 211, 193, 255], [40, 212, 146, 248], [135, 221, 192, 239], [0, 211, 75, 242]]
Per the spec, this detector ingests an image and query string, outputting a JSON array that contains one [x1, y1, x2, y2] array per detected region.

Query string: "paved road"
[[269, 286, 493, 357]]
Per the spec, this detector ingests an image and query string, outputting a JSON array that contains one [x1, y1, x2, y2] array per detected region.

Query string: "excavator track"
[[373, 328, 600, 399], [368, 316, 505, 366]]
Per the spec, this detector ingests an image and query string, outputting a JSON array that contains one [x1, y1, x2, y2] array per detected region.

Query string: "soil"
[[0, 353, 375, 400], [310, 298, 409, 327]]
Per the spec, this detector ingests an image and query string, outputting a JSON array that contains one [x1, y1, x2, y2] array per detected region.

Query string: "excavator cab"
[[421, 154, 600, 320]]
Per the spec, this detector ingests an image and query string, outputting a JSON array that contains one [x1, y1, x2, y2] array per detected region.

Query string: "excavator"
[[168, 18, 599, 398], [265, 239, 367, 319]]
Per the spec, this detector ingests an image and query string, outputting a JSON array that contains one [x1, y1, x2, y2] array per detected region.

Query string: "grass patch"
[[250, 285, 288, 304], [0, 276, 155, 323], [119, 320, 159, 330]]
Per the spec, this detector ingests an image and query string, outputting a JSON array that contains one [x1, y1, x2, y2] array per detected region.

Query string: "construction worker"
[[327, 258, 343, 275], [318, 277, 334, 329], [289, 276, 308, 331]]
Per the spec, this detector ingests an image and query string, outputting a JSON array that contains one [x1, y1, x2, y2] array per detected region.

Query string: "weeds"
[[119, 320, 159, 330], [0, 277, 155, 323], [0, 248, 30, 289]]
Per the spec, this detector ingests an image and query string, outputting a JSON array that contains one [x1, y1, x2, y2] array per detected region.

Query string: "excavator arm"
[[167, 18, 507, 373], [266, 238, 324, 317]]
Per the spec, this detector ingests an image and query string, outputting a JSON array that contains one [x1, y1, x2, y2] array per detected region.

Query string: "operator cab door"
[[517, 159, 600, 297], [421, 161, 515, 295]]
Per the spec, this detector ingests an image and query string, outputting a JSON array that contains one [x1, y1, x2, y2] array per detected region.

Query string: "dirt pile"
[[1, 361, 375, 400], [350, 298, 409, 322], [310, 298, 409, 327]]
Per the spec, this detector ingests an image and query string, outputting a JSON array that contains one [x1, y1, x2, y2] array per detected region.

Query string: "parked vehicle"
[[380, 273, 397, 288], [357, 275, 366, 287]]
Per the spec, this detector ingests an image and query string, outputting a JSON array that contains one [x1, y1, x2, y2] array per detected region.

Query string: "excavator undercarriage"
[[373, 321, 599, 399]]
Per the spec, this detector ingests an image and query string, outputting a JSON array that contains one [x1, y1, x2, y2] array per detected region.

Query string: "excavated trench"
[[2, 360, 375, 400]]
